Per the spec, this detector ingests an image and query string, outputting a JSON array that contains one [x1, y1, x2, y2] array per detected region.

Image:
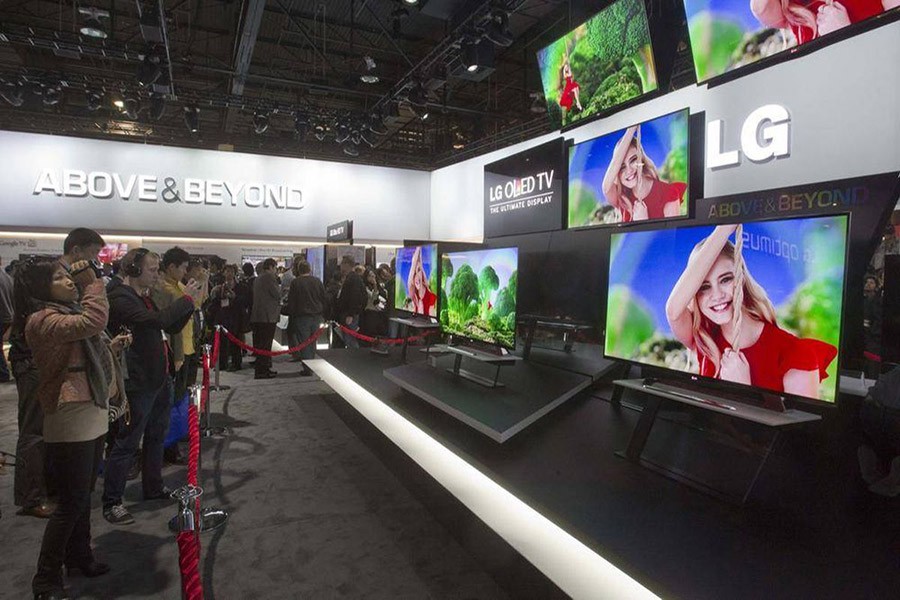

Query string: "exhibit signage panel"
[[483, 138, 565, 238], [0, 131, 430, 241], [326, 220, 353, 243]]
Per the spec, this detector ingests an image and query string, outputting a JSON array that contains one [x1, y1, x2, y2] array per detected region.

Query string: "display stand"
[[389, 316, 441, 363], [445, 345, 522, 389], [518, 315, 594, 359], [613, 378, 821, 504]]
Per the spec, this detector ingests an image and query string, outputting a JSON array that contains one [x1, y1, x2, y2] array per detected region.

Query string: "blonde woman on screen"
[[406, 247, 437, 317], [664, 224, 836, 399]]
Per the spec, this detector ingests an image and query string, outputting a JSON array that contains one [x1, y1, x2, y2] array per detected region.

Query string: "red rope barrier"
[[211, 328, 221, 367], [201, 351, 210, 412], [219, 326, 326, 357], [335, 323, 438, 346], [176, 384, 204, 599]]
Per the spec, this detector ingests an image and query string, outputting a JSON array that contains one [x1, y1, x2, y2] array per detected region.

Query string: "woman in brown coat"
[[14, 257, 130, 600]]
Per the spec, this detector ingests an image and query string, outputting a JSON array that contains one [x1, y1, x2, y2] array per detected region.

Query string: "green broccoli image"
[[478, 266, 500, 320]]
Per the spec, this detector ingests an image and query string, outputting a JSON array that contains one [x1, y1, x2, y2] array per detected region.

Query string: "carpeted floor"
[[0, 355, 508, 600]]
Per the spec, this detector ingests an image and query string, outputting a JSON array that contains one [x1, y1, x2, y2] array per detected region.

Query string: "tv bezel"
[[536, 0, 660, 133], [567, 107, 693, 231], [304, 245, 326, 282], [602, 211, 851, 408], [686, 4, 900, 87], [394, 243, 441, 320], [441, 246, 520, 352]]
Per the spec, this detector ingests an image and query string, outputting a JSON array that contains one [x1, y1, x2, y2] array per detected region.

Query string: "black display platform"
[[384, 357, 592, 442], [515, 341, 618, 381]]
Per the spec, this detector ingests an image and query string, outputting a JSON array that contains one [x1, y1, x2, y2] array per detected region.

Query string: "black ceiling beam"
[[263, 2, 429, 46], [231, 0, 267, 95]]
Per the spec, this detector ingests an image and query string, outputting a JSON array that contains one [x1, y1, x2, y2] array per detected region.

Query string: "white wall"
[[430, 21, 900, 241]]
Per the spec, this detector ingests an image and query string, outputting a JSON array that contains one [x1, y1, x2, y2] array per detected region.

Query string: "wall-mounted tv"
[[684, 0, 899, 83], [395, 244, 439, 318], [441, 247, 519, 350], [568, 109, 690, 228], [305, 246, 325, 281], [536, 0, 658, 130], [606, 214, 849, 404], [98, 243, 128, 264]]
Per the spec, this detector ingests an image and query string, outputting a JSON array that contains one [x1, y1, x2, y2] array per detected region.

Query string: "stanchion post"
[[209, 326, 231, 391], [200, 344, 227, 438]]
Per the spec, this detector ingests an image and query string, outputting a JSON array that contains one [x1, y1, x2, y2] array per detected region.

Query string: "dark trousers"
[[218, 334, 243, 370], [173, 353, 200, 406], [33, 436, 104, 594], [0, 322, 9, 381], [252, 322, 277, 374], [13, 361, 49, 508], [102, 378, 173, 508], [290, 314, 322, 360]]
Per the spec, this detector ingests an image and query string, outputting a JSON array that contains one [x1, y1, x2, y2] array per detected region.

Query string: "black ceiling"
[[0, 0, 690, 170]]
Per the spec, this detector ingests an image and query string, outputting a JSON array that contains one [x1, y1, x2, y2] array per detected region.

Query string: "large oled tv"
[[536, 0, 658, 130], [395, 244, 439, 318], [305, 246, 325, 281], [441, 247, 519, 350], [684, 0, 899, 83], [569, 109, 690, 228], [605, 214, 849, 404]]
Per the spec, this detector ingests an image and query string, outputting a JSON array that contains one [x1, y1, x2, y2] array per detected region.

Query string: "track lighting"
[[183, 106, 200, 133], [78, 7, 110, 39], [252, 111, 269, 134]]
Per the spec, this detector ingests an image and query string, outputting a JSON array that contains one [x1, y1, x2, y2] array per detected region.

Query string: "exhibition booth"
[[2, 4, 900, 598]]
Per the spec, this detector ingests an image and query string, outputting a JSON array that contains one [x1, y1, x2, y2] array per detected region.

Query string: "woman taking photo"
[[664, 224, 836, 399], [602, 124, 686, 223], [15, 257, 130, 599]]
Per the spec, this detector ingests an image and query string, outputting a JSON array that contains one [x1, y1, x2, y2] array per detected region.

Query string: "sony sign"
[[707, 104, 791, 170], [32, 169, 304, 210]]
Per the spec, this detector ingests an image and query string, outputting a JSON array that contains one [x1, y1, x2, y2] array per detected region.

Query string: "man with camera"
[[101, 248, 199, 525]]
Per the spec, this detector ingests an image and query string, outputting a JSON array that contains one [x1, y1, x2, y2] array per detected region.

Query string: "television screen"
[[305, 246, 325, 281], [606, 214, 848, 403], [568, 109, 689, 228], [536, 0, 658, 130], [441, 248, 519, 350], [98, 243, 128, 264], [395, 244, 439, 318], [684, 0, 898, 83]]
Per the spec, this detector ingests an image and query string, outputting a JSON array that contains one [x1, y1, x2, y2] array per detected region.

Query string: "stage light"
[[367, 112, 388, 136], [149, 94, 166, 120], [463, 42, 480, 72], [343, 143, 360, 157], [402, 0, 419, 5], [313, 123, 327, 141], [0, 81, 24, 107], [136, 53, 162, 87], [78, 7, 110, 39], [42, 86, 62, 106], [529, 91, 546, 114], [294, 113, 309, 139], [252, 111, 269, 134], [335, 123, 350, 144], [86, 90, 104, 111], [484, 10, 513, 47], [407, 82, 428, 107], [360, 55, 379, 84], [183, 106, 200, 133], [122, 97, 140, 119]]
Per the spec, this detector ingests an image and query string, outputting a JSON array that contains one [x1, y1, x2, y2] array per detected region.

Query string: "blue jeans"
[[339, 315, 360, 349], [290, 314, 323, 360], [102, 378, 173, 508]]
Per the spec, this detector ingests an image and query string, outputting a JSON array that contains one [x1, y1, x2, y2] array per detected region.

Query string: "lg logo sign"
[[707, 104, 791, 170]]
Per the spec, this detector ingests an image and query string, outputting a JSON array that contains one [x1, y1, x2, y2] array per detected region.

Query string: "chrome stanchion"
[[200, 344, 227, 438], [209, 326, 231, 392]]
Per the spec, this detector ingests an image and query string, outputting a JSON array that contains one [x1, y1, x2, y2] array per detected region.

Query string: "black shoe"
[[300, 368, 313, 377], [34, 591, 70, 600], [66, 561, 110, 578], [144, 486, 174, 501], [164, 447, 188, 466], [103, 504, 135, 525], [254, 371, 277, 380]]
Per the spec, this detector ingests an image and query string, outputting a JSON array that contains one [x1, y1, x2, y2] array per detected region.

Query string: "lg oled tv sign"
[[483, 137, 566, 238]]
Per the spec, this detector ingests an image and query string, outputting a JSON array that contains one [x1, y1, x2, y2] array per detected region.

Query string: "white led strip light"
[[308, 359, 660, 600]]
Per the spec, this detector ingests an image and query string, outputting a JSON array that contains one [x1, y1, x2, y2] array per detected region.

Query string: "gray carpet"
[[0, 356, 508, 599]]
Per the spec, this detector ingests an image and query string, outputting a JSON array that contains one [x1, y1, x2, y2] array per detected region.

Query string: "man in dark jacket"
[[250, 258, 281, 379], [287, 260, 326, 375], [334, 256, 367, 349], [0, 256, 12, 383], [102, 248, 199, 525]]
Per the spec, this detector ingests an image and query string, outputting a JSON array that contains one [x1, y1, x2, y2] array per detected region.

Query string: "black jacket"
[[288, 275, 327, 317], [335, 271, 367, 320], [107, 277, 194, 392]]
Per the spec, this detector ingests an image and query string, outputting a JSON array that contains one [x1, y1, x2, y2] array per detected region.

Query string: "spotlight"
[[183, 106, 200, 133], [360, 129, 377, 147], [401, 0, 419, 5], [313, 123, 327, 141], [113, 99, 125, 108], [86, 90, 104, 111], [294, 113, 309, 139], [405, 102, 429, 121], [529, 91, 546, 114], [122, 97, 140, 119], [42, 86, 62, 106], [78, 7, 110, 39], [343, 143, 360, 157], [149, 94, 166, 121], [367, 112, 388, 136], [0, 80, 24, 107], [484, 10, 514, 47], [350, 129, 361, 145], [360, 55, 379, 84], [136, 52, 162, 87], [407, 82, 428, 107], [252, 111, 269, 134], [335, 123, 350, 144], [463, 42, 480, 72]]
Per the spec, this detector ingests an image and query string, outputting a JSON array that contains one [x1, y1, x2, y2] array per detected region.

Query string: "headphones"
[[124, 248, 151, 278]]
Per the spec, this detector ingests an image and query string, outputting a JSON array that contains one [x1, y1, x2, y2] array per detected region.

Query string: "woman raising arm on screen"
[[407, 247, 437, 317], [750, 0, 887, 43], [664, 224, 837, 399], [601, 125, 687, 223]]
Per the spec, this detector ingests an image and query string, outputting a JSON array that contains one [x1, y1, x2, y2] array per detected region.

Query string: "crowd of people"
[[0, 229, 396, 600]]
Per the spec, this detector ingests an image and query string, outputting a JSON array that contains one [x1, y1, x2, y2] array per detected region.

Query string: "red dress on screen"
[[559, 76, 580, 110], [415, 288, 437, 317], [790, 0, 884, 43], [621, 180, 687, 222], [699, 321, 837, 393]]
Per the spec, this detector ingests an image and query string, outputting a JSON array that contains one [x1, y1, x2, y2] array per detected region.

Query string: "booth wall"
[[430, 22, 900, 242], [0, 131, 431, 242]]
